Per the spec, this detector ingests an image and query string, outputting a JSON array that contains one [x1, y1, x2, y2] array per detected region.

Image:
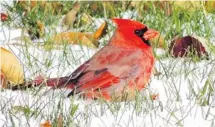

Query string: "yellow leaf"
[[53, 21, 107, 48], [54, 32, 96, 48], [93, 21, 108, 40], [204, 1, 215, 14], [0, 47, 24, 86]]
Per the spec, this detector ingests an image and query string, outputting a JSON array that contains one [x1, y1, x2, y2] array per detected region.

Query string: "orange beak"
[[143, 29, 159, 40]]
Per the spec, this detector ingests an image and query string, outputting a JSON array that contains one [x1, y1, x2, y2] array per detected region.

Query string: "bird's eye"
[[134, 30, 140, 34], [134, 30, 143, 37], [134, 27, 148, 38]]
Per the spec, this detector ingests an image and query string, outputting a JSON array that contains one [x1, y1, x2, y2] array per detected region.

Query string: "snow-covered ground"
[[1, 2, 215, 127], [1, 24, 215, 127]]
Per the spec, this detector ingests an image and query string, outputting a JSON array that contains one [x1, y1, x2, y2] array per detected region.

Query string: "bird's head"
[[111, 18, 159, 49]]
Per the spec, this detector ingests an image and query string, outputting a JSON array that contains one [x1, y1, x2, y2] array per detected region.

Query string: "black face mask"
[[134, 27, 150, 46]]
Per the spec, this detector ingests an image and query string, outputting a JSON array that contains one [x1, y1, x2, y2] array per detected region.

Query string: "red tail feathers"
[[11, 76, 74, 90]]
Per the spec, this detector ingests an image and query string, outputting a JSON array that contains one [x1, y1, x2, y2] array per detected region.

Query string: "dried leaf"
[[53, 21, 107, 48], [40, 121, 52, 127], [93, 21, 108, 40], [204, 1, 215, 14], [169, 35, 209, 58], [54, 32, 96, 48], [0, 47, 24, 87], [62, 2, 80, 29]]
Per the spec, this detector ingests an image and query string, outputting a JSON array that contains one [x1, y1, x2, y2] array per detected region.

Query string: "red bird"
[[16, 19, 159, 101]]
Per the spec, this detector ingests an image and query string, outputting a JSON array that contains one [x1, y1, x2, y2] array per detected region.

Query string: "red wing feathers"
[[67, 67, 119, 97]]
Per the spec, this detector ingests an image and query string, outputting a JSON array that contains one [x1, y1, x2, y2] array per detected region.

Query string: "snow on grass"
[[1, 7, 215, 127], [1, 32, 215, 126]]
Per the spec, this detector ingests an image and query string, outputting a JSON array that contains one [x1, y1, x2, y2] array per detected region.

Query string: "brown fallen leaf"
[[40, 120, 51, 127], [169, 35, 209, 58], [54, 21, 107, 48], [62, 2, 80, 29], [0, 47, 24, 87]]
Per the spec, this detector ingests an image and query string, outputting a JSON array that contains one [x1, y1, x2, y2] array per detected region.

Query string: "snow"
[[1, 6, 215, 127], [1, 27, 215, 127]]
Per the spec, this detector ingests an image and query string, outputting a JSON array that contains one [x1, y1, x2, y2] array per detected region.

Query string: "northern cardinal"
[[14, 19, 158, 101]]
